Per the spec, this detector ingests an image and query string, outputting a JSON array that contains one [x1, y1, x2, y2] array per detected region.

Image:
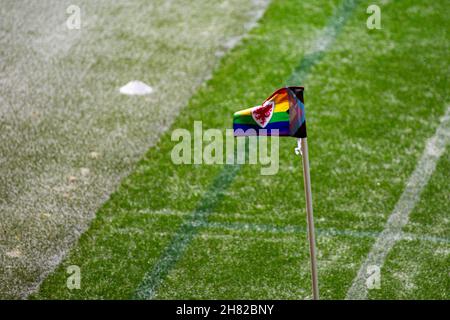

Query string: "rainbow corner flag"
[[233, 86, 306, 137]]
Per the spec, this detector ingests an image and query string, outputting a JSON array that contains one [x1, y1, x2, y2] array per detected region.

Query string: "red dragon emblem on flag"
[[251, 100, 275, 128]]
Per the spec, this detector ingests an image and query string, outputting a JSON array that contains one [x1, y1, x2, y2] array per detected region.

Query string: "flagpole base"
[[299, 138, 319, 300]]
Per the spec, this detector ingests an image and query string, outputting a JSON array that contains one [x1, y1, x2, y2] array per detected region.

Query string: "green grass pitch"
[[9, 0, 450, 299]]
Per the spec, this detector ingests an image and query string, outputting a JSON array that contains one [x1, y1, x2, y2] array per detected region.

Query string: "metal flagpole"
[[296, 138, 319, 300]]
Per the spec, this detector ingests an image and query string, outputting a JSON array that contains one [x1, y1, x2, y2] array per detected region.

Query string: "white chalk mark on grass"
[[346, 105, 450, 300]]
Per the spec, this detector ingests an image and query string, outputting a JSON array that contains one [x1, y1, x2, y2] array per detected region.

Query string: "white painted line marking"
[[346, 105, 450, 300]]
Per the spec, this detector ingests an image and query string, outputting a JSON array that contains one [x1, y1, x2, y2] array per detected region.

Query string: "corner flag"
[[232, 87, 319, 300], [233, 86, 306, 137]]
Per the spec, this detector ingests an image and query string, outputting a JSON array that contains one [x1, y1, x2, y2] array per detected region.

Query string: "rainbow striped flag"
[[233, 87, 306, 137]]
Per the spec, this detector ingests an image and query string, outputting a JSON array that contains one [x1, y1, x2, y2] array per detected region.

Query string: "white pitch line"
[[120, 210, 450, 244], [346, 105, 450, 300]]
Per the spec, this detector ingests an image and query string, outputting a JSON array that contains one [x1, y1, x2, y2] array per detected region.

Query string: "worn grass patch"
[[0, 0, 269, 298]]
